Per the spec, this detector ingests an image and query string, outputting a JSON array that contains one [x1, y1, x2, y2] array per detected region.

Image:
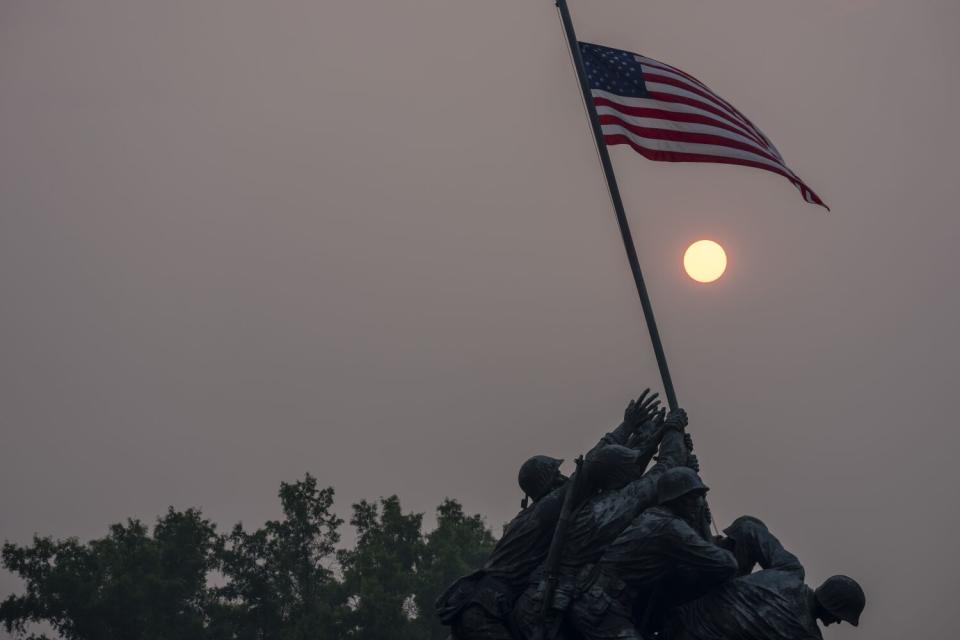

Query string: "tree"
[[2, 479, 496, 639], [411, 499, 496, 639], [1, 508, 219, 640], [338, 496, 424, 639], [216, 473, 346, 640]]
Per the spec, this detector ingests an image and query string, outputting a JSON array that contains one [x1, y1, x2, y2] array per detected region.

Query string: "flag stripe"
[[638, 52, 788, 153], [595, 109, 784, 167], [644, 80, 759, 138], [638, 62, 779, 154], [601, 128, 824, 206], [605, 131, 821, 205], [636, 66, 717, 104], [603, 123, 822, 205], [601, 124, 793, 178], [579, 41, 826, 208], [592, 93, 767, 149], [634, 54, 711, 91], [642, 71, 759, 136], [591, 89, 767, 149], [599, 106, 808, 189], [645, 89, 770, 147]]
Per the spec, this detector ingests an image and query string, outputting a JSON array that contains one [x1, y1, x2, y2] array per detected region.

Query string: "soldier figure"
[[436, 390, 661, 639], [568, 467, 738, 640], [663, 516, 865, 640], [511, 408, 692, 640], [438, 395, 867, 640]]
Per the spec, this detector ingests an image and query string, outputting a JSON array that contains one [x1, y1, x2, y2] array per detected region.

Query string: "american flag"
[[579, 42, 827, 209]]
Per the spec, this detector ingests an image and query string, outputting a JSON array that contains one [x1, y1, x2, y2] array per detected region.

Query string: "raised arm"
[[588, 408, 690, 527], [593, 389, 661, 451], [627, 407, 667, 471]]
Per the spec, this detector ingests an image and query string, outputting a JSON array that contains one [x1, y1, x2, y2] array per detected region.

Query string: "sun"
[[683, 240, 727, 283]]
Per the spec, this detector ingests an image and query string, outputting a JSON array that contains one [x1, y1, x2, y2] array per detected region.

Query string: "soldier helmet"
[[584, 445, 642, 491], [656, 467, 709, 504], [518, 455, 563, 502], [815, 575, 865, 626], [722, 515, 767, 540]]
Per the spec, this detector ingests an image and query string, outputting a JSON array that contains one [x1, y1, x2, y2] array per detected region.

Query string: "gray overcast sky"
[[2, 1, 958, 637]]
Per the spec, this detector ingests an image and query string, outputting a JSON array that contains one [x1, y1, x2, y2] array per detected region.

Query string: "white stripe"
[[637, 62, 782, 160], [599, 52, 819, 204], [748, 125, 784, 164], [643, 81, 761, 141], [625, 52, 788, 160], [633, 55, 710, 90], [638, 64, 765, 142], [636, 63, 713, 96], [644, 75, 783, 163], [607, 123, 811, 201], [595, 105, 775, 159], [591, 89, 765, 147], [601, 123, 804, 184]]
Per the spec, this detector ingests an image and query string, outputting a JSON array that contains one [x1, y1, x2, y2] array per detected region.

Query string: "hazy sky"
[[2, 1, 958, 637]]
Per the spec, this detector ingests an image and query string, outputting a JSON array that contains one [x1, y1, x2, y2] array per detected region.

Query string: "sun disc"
[[683, 240, 727, 283]]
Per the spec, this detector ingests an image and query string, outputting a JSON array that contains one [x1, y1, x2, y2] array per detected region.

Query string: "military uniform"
[[664, 520, 823, 640], [436, 484, 565, 639], [569, 506, 738, 640], [511, 428, 688, 640], [437, 420, 644, 639]]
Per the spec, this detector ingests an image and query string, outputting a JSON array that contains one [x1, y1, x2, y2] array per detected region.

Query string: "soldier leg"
[[512, 584, 571, 640], [659, 615, 695, 640], [568, 587, 642, 640], [659, 626, 696, 640], [453, 604, 515, 640]]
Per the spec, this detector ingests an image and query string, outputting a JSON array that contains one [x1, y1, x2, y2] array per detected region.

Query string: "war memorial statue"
[[434, 3, 865, 636], [435, 391, 865, 640]]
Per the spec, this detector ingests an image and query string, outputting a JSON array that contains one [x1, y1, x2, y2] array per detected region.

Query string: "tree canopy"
[[1, 475, 495, 640]]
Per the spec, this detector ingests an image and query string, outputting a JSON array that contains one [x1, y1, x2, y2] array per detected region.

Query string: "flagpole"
[[554, 0, 678, 411]]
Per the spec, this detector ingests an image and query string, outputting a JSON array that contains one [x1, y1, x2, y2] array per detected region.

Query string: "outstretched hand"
[[623, 389, 661, 431], [653, 406, 666, 427], [626, 407, 666, 450]]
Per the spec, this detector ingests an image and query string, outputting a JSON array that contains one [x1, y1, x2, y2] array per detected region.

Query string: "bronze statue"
[[436, 396, 866, 640], [664, 517, 865, 640], [511, 408, 691, 640], [435, 390, 662, 640], [566, 467, 738, 640]]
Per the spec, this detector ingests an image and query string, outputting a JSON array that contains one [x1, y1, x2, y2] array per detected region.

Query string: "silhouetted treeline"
[[1, 474, 495, 640]]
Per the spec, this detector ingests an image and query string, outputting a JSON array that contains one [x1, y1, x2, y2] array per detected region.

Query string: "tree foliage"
[[1, 509, 219, 640], [1, 475, 495, 640], [338, 496, 424, 639], [412, 499, 497, 639]]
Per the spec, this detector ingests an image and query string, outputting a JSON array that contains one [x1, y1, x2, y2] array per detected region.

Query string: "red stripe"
[[639, 63, 776, 152], [597, 113, 785, 167], [605, 130, 795, 183], [642, 71, 758, 136], [593, 96, 767, 150], [645, 90, 769, 148], [603, 133, 827, 209], [637, 56, 711, 91], [594, 92, 767, 150], [634, 54, 773, 146]]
